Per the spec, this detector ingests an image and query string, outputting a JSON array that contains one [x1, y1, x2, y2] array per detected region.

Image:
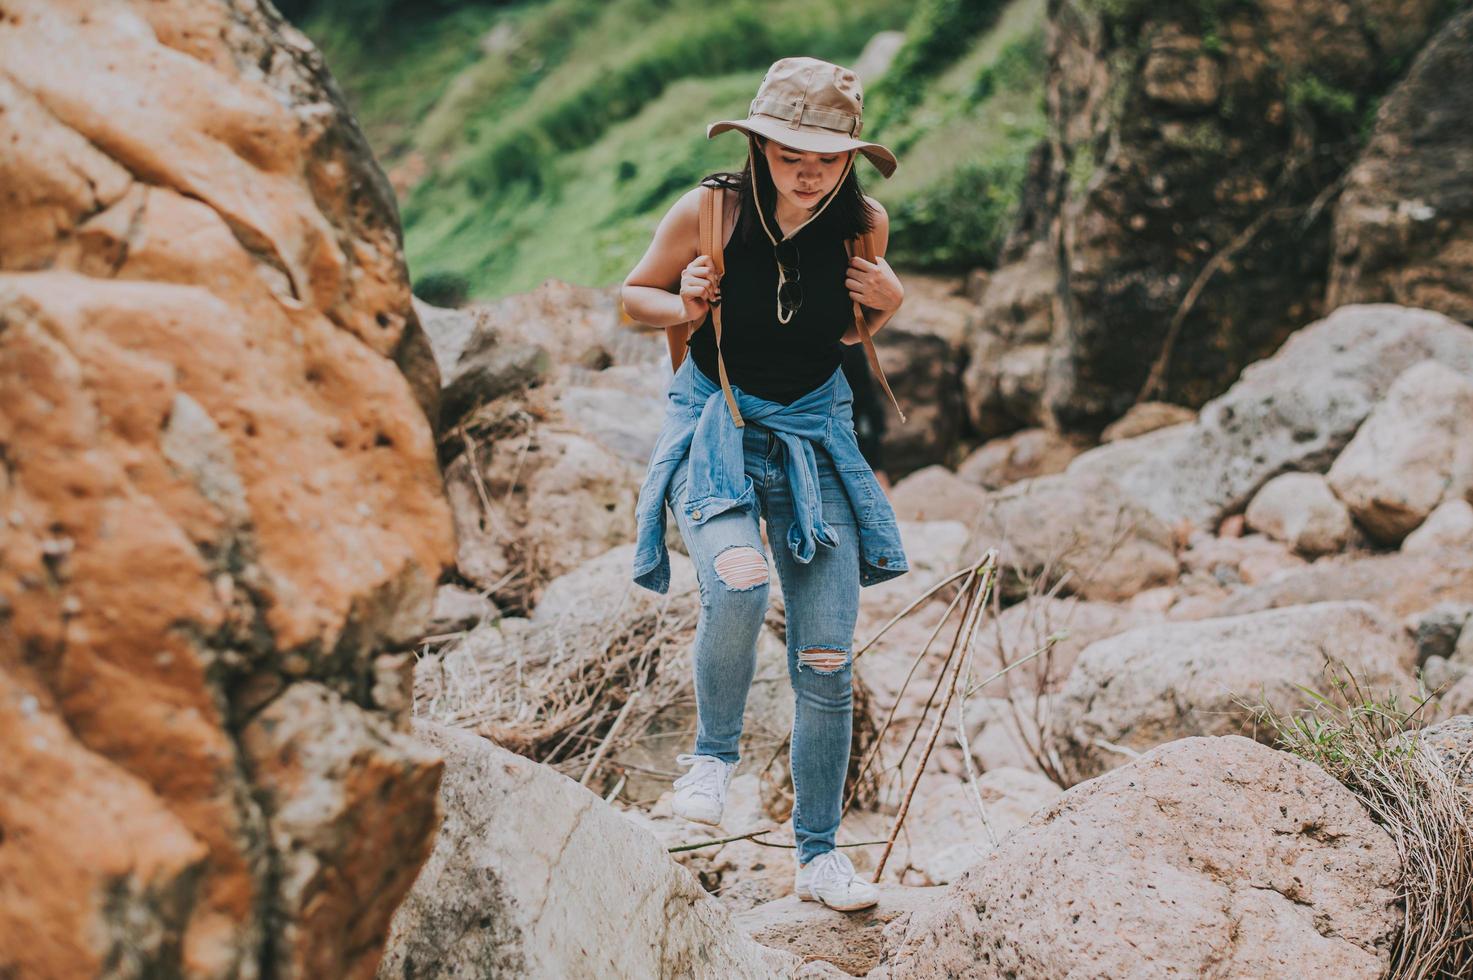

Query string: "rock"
[[0, 2, 455, 974], [873, 278, 974, 475], [1404, 498, 1473, 553], [974, 596, 1150, 691], [1409, 603, 1472, 667], [1098, 401, 1197, 443], [1244, 472, 1352, 556], [1052, 601, 1417, 784], [1180, 530, 1306, 588], [444, 428, 643, 607], [887, 736, 1401, 979], [899, 770, 1063, 886], [962, 241, 1055, 436], [242, 684, 443, 978], [972, 470, 1179, 602], [625, 774, 796, 912], [888, 466, 988, 523], [1416, 715, 1473, 791], [955, 427, 1085, 490], [1075, 305, 1473, 532], [1456, 615, 1473, 668], [1326, 360, 1473, 542], [428, 584, 498, 634], [532, 542, 697, 624], [439, 327, 550, 429], [1328, 6, 1473, 324], [1219, 546, 1473, 620], [553, 383, 665, 466], [1440, 675, 1473, 719], [738, 886, 943, 977], [379, 722, 796, 979], [983, 0, 1451, 432], [862, 520, 974, 623], [962, 696, 1054, 775], [1422, 655, 1468, 697]]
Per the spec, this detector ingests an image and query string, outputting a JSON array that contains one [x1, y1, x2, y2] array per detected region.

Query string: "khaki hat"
[[707, 57, 897, 178]]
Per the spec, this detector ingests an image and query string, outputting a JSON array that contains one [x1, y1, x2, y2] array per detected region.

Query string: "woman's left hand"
[[846, 255, 903, 313]]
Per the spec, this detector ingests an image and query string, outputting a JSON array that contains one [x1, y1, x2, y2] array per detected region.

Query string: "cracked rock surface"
[[380, 722, 798, 979], [885, 736, 1401, 979], [0, 1, 453, 976]]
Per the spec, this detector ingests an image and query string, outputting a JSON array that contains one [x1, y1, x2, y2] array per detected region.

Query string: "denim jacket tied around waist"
[[631, 356, 909, 594]]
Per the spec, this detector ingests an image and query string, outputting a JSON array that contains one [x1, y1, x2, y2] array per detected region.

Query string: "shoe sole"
[[795, 887, 879, 912]]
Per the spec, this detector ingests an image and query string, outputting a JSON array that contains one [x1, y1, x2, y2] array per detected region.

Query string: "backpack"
[[665, 183, 907, 427]]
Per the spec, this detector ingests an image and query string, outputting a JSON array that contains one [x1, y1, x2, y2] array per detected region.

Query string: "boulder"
[[1179, 531, 1306, 589], [0, 2, 454, 974], [444, 428, 643, 607], [1052, 601, 1416, 784], [1404, 499, 1473, 554], [1244, 472, 1352, 556], [888, 466, 988, 523], [1440, 675, 1473, 720], [427, 584, 498, 634], [897, 770, 1063, 886], [962, 241, 1055, 436], [985, 0, 1451, 432], [955, 427, 1085, 490], [1073, 305, 1473, 532], [1409, 603, 1472, 667], [532, 542, 697, 624], [1326, 360, 1473, 542], [1218, 546, 1473, 620], [886, 736, 1401, 979], [1328, 5, 1473, 325], [379, 722, 797, 979], [738, 886, 943, 977], [1098, 401, 1197, 443], [973, 596, 1151, 691], [1416, 715, 1473, 792], [972, 470, 1179, 602]]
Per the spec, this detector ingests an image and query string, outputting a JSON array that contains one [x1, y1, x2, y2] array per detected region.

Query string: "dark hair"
[[702, 136, 876, 245]]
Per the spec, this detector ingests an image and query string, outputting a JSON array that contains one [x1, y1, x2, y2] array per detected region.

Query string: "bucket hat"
[[707, 57, 897, 178]]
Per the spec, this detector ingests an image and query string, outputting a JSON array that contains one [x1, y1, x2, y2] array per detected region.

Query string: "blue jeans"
[[667, 422, 860, 865]]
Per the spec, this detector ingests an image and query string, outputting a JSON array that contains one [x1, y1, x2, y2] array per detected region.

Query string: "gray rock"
[[1244, 471, 1351, 556], [887, 736, 1401, 979], [1404, 499, 1473, 553], [1052, 601, 1417, 784], [1326, 360, 1473, 542], [1083, 305, 1473, 532], [379, 722, 797, 979]]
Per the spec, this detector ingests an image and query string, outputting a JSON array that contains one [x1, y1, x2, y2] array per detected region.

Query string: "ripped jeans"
[[667, 422, 860, 864]]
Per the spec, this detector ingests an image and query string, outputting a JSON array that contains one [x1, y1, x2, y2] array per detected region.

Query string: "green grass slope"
[[296, 0, 1047, 300]]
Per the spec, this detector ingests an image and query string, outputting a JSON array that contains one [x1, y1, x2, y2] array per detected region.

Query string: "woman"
[[623, 57, 909, 912]]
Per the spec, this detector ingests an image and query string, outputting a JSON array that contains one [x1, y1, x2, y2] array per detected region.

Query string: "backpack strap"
[[664, 185, 743, 427], [846, 231, 908, 424], [702, 185, 743, 427]]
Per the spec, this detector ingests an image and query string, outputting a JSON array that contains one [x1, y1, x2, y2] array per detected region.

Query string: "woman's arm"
[[621, 188, 718, 328], [842, 196, 904, 344]]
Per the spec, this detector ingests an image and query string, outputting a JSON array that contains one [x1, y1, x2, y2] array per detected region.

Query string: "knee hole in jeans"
[[797, 646, 850, 674], [713, 545, 768, 591]]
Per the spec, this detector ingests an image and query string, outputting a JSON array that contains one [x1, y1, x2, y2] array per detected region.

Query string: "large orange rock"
[[0, 1, 453, 977]]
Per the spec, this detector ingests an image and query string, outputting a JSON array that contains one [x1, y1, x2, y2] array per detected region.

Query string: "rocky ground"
[[394, 280, 1473, 977]]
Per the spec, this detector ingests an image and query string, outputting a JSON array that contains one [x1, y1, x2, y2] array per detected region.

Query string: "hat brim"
[[707, 117, 897, 179]]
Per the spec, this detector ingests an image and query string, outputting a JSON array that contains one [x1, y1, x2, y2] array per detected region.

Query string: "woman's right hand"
[[679, 255, 721, 322]]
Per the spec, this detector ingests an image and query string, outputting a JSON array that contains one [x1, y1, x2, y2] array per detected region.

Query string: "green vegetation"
[[298, 0, 1049, 298]]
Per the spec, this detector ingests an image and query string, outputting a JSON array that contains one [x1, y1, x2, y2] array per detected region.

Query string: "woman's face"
[[761, 139, 850, 211]]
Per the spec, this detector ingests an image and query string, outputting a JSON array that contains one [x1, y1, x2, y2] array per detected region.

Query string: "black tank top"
[[688, 200, 852, 404]]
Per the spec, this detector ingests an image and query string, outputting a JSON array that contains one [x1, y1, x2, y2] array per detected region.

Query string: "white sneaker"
[[671, 754, 736, 826], [795, 849, 879, 911]]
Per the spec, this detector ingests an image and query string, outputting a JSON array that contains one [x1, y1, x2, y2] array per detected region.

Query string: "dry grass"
[[1250, 665, 1473, 980], [414, 597, 698, 791]]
